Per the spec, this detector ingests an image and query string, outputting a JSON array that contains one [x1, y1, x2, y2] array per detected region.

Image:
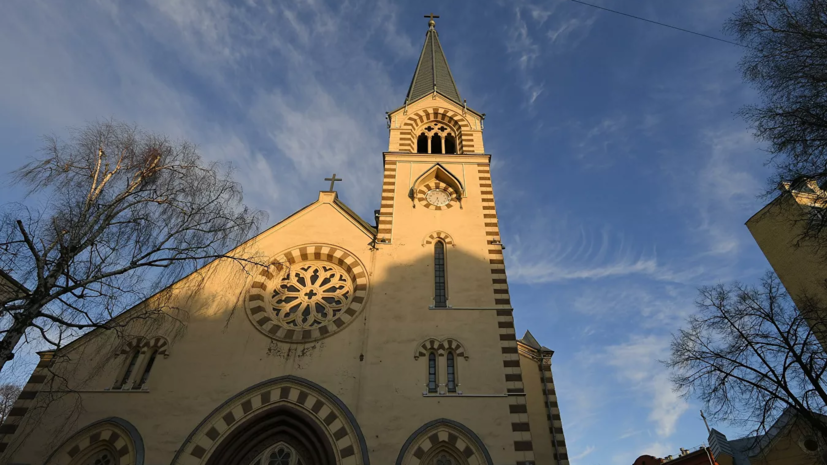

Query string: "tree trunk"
[[0, 303, 42, 373]]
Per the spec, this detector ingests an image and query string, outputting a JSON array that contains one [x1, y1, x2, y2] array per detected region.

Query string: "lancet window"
[[447, 352, 456, 392], [434, 241, 447, 307], [416, 123, 459, 154], [114, 349, 140, 390], [428, 352, 438, 393], [112, 337, 169, 390], [134, 350, 158, 389]]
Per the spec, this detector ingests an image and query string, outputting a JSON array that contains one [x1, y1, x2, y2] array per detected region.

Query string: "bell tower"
[[363, 15, 570, 465]]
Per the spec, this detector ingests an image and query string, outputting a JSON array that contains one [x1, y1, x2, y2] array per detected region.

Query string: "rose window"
[[246, 246, 368, 343], [270, 263, 353, 329]]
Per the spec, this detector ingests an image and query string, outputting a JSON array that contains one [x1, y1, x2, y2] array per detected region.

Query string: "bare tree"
[[0, 120, 265, 373], [727, 0, 827, 245], [668, 272, 827, 441], [0, 383, 22, 424]]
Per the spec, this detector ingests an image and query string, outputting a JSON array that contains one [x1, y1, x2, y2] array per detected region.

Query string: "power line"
[[570, 0, 748, 48]]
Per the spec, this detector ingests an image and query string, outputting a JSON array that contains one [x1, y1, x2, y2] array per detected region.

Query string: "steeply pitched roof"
[[518, 330, 553, 352], [405, 21, 462, 105]]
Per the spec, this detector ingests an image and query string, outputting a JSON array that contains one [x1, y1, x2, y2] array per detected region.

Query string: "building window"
[[84, 450, 116, 465], [447, 352, 457, 392], [428, 352, 438, 393], [115, 350, 140, 389], [444, 134, 456, 154], [417, 133, 429, 153], [249, 443, 305, 465], [134, 350, 158, 390], [434, 241, 447, 308], [431, 133, 443, 154]]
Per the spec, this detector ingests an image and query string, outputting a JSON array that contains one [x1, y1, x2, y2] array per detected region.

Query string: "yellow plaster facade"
[[747, 180, 827, 349], [0, 21, 569, 465]]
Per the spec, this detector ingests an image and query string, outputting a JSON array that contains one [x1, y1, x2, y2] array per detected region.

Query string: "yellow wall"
[[1, 93, 567, 465]]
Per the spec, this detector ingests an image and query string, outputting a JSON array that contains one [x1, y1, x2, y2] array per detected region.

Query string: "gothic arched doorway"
[[173, 375, 370, 465], [205, 405, 335, 465]]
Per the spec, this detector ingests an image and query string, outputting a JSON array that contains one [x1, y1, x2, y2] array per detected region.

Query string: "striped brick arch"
[[421, 231, 455, 247], [415, 182, 458, 210], [413, 338, 468, 360], [116, 336, 170, 357], [399, 107, 475, 154], [395, 419, 492, 465], [245, 245, 369, 343], [172, 376, 370, 465], [44, 417, 144, 465]]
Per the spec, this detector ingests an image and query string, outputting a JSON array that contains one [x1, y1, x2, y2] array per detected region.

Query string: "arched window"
[[444, 134, 456, 154], [115, 350, 140, 389], [83, 449, 117, 465], [447, 352, 456, 392], [249, 442, 306, 465], [434, 241, 447, 308], [428, 352, 438, 393], [434, 453, 456, 465], [417, 133, 429, 153], [431, 134, 443, 154], [134, 350, 158, 390]]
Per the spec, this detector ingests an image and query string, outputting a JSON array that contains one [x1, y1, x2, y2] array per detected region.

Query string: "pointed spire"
[[519, 330, 541, 350], [405, 17, 462, 105]]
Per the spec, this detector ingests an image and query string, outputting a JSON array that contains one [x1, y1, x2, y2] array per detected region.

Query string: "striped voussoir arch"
[[421, 231, 455, 247], [413, 338, 468, 360], [117, 336, 171, 357], [415, 181, 458, 210], [395, 419, 493, 465], [174, 376, 369, 465], [476, 163, 537, 465], [400, 107, 475, 153], [44, 417, 145, 465], [245, 245, 369, 343]]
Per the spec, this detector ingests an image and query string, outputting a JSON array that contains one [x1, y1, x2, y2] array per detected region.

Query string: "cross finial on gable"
[[324, 173, 343, 192]]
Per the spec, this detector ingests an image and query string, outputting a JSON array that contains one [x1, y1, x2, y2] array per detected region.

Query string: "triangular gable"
[[409, 163, 465, 200], [50, 191, 376, 356]]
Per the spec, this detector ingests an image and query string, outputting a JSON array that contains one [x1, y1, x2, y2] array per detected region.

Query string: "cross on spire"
[[425, 13, 439, 28], [324, 173, 342, 191]]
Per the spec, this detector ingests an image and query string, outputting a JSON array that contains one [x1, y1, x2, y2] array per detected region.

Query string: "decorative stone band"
[[43, 417, 145, 465], [414, 338, 468, 360], [172, 375, 369, 465], [377, 162, 397, 243], [421, 231, 455, 247], [395, 419, 493, 465], [0, 351, 54, 454], [477, 163, 537, 464], [116, 336, 171, 357], [538, 364, 569, 464], [415, 182, 458, 210], [246, 245, 369, 343]]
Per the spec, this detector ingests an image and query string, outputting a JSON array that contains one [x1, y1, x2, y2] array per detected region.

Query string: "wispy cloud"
[[507, 219, 659, 283], [571, 445, 596, 461], [605, 336, 689, 437]]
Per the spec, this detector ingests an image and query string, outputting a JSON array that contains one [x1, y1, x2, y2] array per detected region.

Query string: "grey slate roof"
[[518, 330, 553, 353], [405, 23, 462, 105]]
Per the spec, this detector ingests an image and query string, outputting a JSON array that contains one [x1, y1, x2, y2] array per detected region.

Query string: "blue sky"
[[0, 1, 774, 463]]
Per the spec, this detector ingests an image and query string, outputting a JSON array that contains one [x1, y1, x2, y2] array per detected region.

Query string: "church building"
[[0, 18, 569, 465]]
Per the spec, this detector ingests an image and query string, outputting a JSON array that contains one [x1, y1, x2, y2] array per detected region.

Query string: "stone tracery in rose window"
[[270, 262, 353, 328]]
